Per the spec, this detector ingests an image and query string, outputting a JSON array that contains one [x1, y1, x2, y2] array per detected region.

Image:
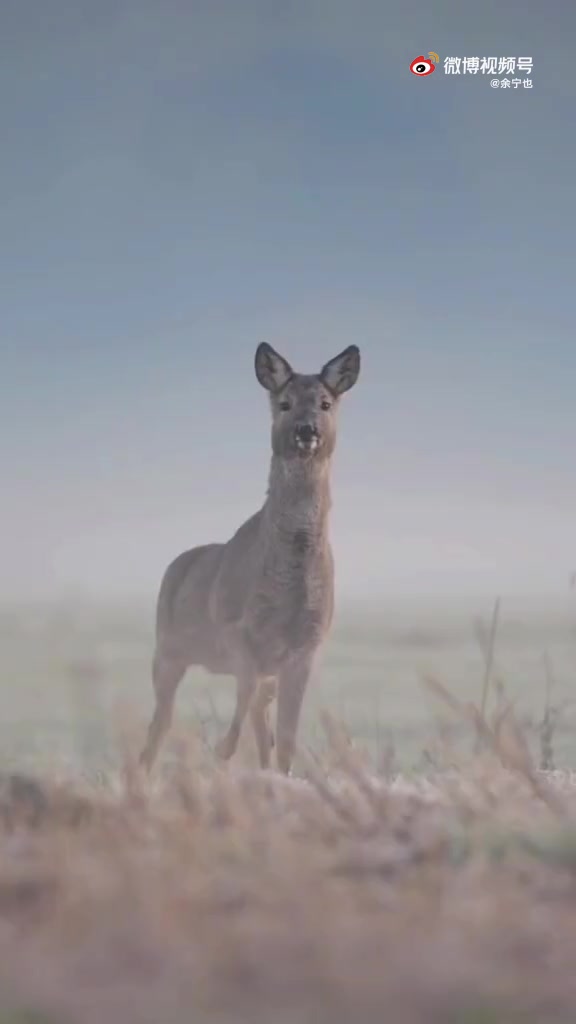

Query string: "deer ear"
[[255, 343, 293, 393], [320, 345, 360, 395]]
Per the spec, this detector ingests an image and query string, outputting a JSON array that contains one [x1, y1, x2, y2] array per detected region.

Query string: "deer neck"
[[262, 456, 332, 548]]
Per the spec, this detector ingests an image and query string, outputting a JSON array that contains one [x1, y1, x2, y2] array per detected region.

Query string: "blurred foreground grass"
[[0, 730, 574, 1023], [0, 596, 574, 1021]]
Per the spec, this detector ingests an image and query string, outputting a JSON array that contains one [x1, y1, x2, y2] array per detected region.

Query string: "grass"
[[0, 738, 576, 1023], [1, 593, 576, 774], [0, 595, 574, 1022]]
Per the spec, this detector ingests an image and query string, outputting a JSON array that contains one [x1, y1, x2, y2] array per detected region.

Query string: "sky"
[[1, 0, 575, 603]]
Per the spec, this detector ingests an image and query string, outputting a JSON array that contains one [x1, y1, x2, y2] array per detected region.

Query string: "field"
[[0, 594, 575, 1023]]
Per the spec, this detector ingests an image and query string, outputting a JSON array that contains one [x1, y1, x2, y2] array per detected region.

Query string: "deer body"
[[141, 343, 360, 774]]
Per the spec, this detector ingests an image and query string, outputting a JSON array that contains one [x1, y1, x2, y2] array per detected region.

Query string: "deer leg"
[[250, 678, 277, 769], [140, 651, 187, 771], [215, 669, 258, 761], [276, 656, 313, 775]]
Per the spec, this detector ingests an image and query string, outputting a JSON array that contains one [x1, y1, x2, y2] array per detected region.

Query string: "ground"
[[0, 595, 574, 1023]]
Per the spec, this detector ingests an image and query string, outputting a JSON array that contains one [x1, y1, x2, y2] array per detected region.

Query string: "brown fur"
[[140, 343, 360, 774]]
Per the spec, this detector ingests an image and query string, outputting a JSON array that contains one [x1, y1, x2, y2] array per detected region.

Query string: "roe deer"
[[140, 342, 360, 774]]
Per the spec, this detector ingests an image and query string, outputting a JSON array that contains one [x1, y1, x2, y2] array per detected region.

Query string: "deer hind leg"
[[276, 655, 313, 775], [215, 668, 259, 762], [140, 651, 187, 772], [250, 678, 277, 769]]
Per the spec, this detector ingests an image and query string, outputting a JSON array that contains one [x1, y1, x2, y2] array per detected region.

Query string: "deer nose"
[[294, 424, 318, 444]]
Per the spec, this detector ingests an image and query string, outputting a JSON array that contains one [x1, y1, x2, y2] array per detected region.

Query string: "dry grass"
[[0, 724, 575, 1024], [1, 598, 575, 1022]]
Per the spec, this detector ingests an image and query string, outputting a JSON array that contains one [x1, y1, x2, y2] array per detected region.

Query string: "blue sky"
[[1, 0, 575, 601]]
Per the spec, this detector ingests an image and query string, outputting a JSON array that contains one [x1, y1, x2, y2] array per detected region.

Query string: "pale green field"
[[0, 595, 576, 1024], [0, 595, 575, 775]]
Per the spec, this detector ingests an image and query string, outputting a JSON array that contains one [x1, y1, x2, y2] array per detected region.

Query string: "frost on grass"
[[0, 730, 575, 1024]]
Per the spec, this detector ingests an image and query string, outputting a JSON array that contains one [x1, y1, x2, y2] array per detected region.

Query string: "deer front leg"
[[215, 667, 258, 762], [250, 678, 277, 769], [276, 654, 313, 775]]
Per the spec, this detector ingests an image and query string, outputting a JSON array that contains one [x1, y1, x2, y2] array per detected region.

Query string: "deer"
[[140, 342, 360, 775]]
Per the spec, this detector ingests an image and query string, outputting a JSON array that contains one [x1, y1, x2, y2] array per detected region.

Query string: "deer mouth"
[[295, 436, 319, 455], [294, 427, 320, 456]]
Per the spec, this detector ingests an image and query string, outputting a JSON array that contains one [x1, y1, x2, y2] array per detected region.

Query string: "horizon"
[[1, 2, 574, 604]]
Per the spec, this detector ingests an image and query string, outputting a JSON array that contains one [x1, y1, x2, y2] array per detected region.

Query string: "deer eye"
[[279, 400, 291, 411], [320, 400, 332, 411]]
